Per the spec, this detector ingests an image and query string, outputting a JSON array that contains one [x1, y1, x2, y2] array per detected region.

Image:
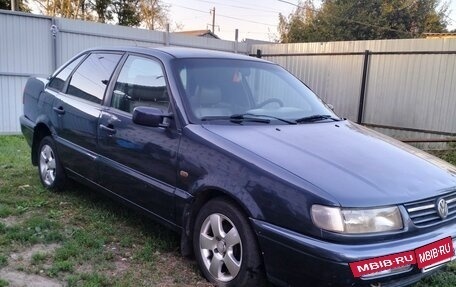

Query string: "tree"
[[90, 0, 113, 23], [0, 0, 9, 9], [279, 0, 449, 42], [33, 0, 168, 29], [278, 1, 317, 43], [112, 0, 141, 26], [0, 0, 31, 12], [35, 0, 89, 19], [139, 0, 168, 30]]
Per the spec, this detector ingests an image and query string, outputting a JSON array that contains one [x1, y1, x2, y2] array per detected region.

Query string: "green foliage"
[[67, 273, 111, 287], [4, 216, 63, 244], [0, 254, 7, 267], [429, 149, 456, 165], [0, 205, 13, 218], [32, 0, 168, 29], [414, 263, 456, 287], [31, 252, 48, 265], [0, 279, 9, 287], [49, 260, 74, 276], [139, 0, 169, 30], [0, 135, 455, 286], [0, 0, 8, 9], [444, 152, 456, 165], [279, 0, 449, 43], [135, 239, 158, 263], [0, 0, 31, 12], [91, 0, 113, 23], [54, 242, 80, 262], [111, 0, 141, 26]]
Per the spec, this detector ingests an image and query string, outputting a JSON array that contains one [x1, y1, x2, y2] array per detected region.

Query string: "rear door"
[[38, 53, 86, 147], [53, 52, 122, 182], [97, 54, 180, 222]]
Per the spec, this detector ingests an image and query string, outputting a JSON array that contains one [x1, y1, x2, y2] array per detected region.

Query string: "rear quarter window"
[[48, 54, 85, 92]]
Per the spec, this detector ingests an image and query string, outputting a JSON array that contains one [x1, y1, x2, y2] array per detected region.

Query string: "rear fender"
[[23, 77, 49, 119], [24, 77, 48, 99], [31, 116, 57, 165]]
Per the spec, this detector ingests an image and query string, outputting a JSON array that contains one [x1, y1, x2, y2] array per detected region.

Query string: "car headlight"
[[311, 205, 403, 234]]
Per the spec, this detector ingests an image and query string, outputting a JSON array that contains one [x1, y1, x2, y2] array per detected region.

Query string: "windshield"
[[172, 58, 337, 124]]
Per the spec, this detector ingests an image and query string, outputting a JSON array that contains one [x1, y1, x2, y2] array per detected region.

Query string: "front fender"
[[176, 125, 333, 239]]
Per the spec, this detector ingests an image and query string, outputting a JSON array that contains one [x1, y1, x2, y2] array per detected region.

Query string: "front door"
[[97, 54, 180, 222]]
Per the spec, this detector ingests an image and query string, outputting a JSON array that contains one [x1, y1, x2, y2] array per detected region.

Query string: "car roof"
[[155, 46, 261, 60], [86, 46, 270, 62]]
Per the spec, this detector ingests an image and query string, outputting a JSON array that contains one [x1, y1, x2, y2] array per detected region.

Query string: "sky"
[[163, 0, 456, 42]]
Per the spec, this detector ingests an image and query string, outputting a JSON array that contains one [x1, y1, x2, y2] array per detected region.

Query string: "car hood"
[[202, 121, 456, 207]]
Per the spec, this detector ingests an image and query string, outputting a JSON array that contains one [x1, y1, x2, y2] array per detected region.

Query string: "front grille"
[[404, 191, 456, 227]]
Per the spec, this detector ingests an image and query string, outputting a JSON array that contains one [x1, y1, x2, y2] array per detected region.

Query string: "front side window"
[[172, 58, 336, 123], [67, 53, 121, 104], [111, 55, 169, 114], [48, 54, 85, 92]]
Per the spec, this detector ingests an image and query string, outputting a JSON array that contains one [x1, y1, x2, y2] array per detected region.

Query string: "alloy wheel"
[[199, 213, 242, 282], [39, 144, 56, 186]]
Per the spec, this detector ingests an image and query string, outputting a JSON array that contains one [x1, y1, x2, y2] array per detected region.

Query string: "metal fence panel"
[[55, 18, 248, 67], [0, 12, 52, 133], [170, 33, 247, 52], [252, 39, 456, 144], [2, 10, 455, 144], [0, 10, 248, 134], [286, 54, 363, 121], [366, 126, 450, 150], [256, 38, 456, 54], [0, 76, 29, 134], [55, 18, 165, 66], [364, 53, 456, 134], [251, 43, 365, 121], [0, 12, 53, 75]]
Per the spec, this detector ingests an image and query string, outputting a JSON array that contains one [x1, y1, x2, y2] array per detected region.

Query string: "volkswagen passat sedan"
[[20, 47, 456, 286]]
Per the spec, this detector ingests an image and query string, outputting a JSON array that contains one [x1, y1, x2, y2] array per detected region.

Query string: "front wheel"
[[37, 136, 66, 191], [193, 198, 266, 286]]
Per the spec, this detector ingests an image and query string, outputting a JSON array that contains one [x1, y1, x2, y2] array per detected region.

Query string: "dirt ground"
[[0, 234, 63, 287]]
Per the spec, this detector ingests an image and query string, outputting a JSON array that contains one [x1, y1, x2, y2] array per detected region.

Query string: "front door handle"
[[99, 124, 116, 134], [53, 106, 65, 115]]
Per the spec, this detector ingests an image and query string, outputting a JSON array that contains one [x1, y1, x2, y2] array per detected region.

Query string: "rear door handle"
[[53, 106, 65, 115], [99, 124, 116, 134]]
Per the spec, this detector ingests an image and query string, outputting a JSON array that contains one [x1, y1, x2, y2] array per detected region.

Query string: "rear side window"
[[67, 53, 121, 104], [48, 54, 85, 92], [111, 55, 169, 113]]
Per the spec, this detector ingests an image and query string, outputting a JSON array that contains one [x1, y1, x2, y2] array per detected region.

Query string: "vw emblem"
[[436, 198, 448, 219]]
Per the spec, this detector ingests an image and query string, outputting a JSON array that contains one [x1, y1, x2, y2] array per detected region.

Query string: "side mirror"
[[132, 106, 172, 128]]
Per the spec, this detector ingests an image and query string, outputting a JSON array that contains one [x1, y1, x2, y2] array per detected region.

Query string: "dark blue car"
[[20, 47, 456, 286]]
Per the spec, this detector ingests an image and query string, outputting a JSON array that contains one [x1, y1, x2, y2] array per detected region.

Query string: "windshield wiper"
[[200, 116, 230, 121], [230, 113, 296, 124], [229, 114, 271, 124], [200, 115, 270, 124], [295, 114, 340, 123]]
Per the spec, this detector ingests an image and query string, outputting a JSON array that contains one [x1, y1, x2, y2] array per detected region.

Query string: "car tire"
[[193, 197, 266, 287], [37, 136, 66, 191]]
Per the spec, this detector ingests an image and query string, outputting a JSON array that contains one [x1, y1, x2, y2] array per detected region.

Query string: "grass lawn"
[[0, 135, 455, 286], [0, 135, 210, 286]]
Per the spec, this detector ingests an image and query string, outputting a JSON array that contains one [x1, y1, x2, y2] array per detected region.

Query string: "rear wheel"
[[37, 136, 66, 191], [193, 198, 266, 286]]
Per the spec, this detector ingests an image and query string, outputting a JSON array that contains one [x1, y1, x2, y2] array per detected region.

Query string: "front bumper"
[[251, 219, 456, 287]]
